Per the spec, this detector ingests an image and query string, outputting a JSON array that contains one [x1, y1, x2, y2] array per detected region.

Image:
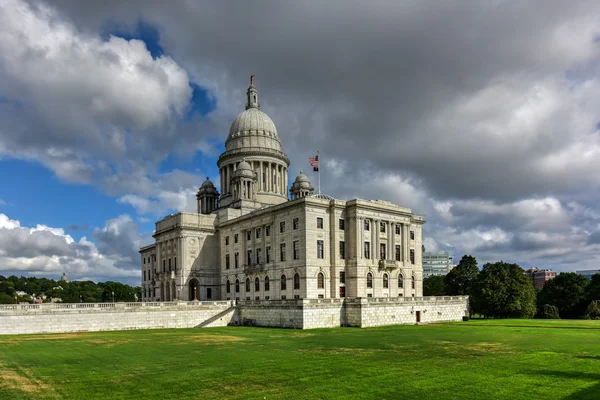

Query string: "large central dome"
[[227, 107, 278, 141], [224, 76, 282, 152], [218, 75, 290, 209]]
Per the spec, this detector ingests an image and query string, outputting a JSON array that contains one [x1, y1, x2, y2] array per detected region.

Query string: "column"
[[262, 224, 267, 264], [376, 219, 381, 260], [403, 224, 409, 262], [386, 221, 394, 260], [260, 162, 264, 191], [371, 219, 376, 260], [391, 222, 395, 260], [357, 217, 362, 259]]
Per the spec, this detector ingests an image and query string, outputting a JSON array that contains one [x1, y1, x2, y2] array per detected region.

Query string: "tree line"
[[0, 275, 141, 304], [423, 255, 600, 319]]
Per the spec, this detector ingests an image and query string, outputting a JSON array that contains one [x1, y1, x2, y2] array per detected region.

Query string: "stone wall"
[[0, 301, 235, 335], [0, 296, 468, 335], [347, 296, 468, 328]]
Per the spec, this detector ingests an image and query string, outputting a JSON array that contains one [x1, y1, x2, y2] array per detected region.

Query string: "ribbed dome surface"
[[227, 108, 278, 141]]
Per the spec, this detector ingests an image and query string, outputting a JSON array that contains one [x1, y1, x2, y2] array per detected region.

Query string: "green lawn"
[[0, 320, 599, 399]]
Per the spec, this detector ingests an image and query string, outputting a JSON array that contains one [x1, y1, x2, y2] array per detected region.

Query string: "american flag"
[[309, 154, 319, 171]]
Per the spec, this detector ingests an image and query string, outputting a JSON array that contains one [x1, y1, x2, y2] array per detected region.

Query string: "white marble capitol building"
[[140, 77, 424, 302]]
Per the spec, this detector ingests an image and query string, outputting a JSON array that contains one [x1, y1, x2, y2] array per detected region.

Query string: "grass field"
[[0, 320, 599, 399]]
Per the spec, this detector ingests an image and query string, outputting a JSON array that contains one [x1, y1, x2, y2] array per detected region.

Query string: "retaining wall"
[[0, 301, 236, 335], [0, 296, 468, 335]]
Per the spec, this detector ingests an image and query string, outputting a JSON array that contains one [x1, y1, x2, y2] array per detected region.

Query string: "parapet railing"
[[237, 296, 468, 307], [0, 300, 234, 315]]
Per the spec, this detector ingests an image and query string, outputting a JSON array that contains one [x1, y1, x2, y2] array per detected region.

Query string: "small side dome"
[[197, 177, 219, 197], [290, 171, 314, 200], [233, 159, 256, 179]]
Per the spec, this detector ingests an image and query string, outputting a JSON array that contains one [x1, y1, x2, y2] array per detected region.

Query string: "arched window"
[[281, 274, 287, 290], [317, 272, 324, 289], [412, 275, 415, 289], [255, 277, 260, 292], [383, 273, 389, 289], [367, 272, 373, 289], [246, 278, 251, 292], [226, 280, 231, 293], [398, 275, 404, 289], [265, 276, 270, 291], [235, 279, 240, 293], [294, 273, 300, 290]]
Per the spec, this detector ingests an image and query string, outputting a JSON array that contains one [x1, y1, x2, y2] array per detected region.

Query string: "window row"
[[225, 273, 326, 293], [160, 257, 177, 272], [366, 273, 416, 289], [225, 240, 337, 268], [363, 220, 415, 239], [142, 254, 156, 265], [363, 243, 415, 263], [225, 217, 348, 246]]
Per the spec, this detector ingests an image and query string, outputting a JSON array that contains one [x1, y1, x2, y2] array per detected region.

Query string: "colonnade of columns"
[[220, 160, 288, 197], [355, 216, 411, 262]]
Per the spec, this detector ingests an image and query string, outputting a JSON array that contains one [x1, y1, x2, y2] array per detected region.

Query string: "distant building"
[[523, 268, 556, 289], [422, 251, 454, 277], [60, 272, 69, 283], [576, 269, 600, 280]]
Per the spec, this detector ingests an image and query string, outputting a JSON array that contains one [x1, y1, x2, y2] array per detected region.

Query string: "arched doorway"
[[165, 282, 171, 301], [189, 279, 200, 301]]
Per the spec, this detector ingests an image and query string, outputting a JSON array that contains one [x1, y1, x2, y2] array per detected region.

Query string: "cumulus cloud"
[[0, 213, 144, 284]]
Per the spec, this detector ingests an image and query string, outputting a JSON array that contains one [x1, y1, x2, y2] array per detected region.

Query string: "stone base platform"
[[0, 296, 468, 335]]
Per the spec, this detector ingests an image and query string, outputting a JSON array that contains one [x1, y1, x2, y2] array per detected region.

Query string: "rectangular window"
[[143, 270, 146, 281], [256, 228, 261, 239], [266, 225, 271, 236], [174, 257, 177, 270], [317, 217, 323, 229], [339, 219, 345, 230], [364, 242, 370, 259], [380, 243, 386, 260], [339, 241, 345, 259], [380, 222, 386, 233], [266, 246, 271, 263], [317, 240, 324, 259], [280, 243, 286, 261], [293, 217, 299, 230], [256, 248, 262, 264], [410, 230, 415, 240], [235, 252, 239, 268], [293, 240, 300, 260], [364, 220, 370, 231], [396, 225, 401, 235], [168, 258, 172, 271], [395, 245, 401, 261], [225, 236, 229, 246], [247, 250, 252, 266], [247, 231, 252, 241], [410, 249, 415, 264], [280, 221, 285, 233], [143, 257, 146, 264], [234, 234, 239, 243], [339, 271, 345, 284]]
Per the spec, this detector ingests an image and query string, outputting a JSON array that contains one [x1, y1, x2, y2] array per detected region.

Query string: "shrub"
[[462, 316, 469, 322], [537, 304, 560, 319], [584, 300, 600, 320]]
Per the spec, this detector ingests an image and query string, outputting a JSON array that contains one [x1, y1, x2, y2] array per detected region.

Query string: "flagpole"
[[317, 149, 321, 194]]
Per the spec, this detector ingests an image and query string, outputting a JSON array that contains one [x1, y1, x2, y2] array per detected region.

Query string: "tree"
[[538, 272, 589, 319], [585, 273, 600, 303], [471, 261, 536, 318], [423, 275, 445, 296], [584, 300, 600, 320], [444, 255, 479, 296], [537, 304, 560, 319]]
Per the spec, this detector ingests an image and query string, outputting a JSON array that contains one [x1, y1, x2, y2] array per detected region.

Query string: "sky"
[[1, 0, 600, 286]]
